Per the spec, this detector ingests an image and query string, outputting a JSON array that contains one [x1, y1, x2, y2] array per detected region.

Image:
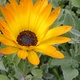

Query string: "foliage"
[[0, 0, 80, 80]]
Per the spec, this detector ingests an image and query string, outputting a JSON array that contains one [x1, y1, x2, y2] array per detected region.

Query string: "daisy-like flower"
[[0, 0, 72, 65]]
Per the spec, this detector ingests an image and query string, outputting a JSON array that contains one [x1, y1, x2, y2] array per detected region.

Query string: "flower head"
[[0, 0, 72, 65]]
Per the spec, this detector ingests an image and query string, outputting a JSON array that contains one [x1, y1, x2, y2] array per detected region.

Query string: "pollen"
[[17, 30, 38, 46]]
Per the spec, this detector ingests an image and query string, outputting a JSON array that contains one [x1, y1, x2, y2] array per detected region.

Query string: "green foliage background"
[[0, 0, 80, 80]]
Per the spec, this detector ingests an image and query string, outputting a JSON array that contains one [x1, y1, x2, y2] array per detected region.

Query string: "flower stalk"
[[22, 59, 28, 80]]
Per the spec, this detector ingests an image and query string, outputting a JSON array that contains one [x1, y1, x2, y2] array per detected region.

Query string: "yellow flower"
[[0, 0, 72, 65]]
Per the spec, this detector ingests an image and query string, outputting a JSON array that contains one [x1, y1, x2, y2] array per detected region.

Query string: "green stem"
[[53, 68, 63, 80], [22, 59, 28, 80]]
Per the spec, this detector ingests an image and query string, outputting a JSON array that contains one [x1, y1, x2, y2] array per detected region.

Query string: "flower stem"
[[22, 59, 28, 80]]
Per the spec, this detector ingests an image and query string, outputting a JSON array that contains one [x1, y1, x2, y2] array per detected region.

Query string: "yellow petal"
[[0, 19, 16, 40], [28, 51, 40, 65], [0, 6, 16, 25], [28, 0, 43, 31], [0, 2, 24, 39], [29, 0, 52, 33], [43, 26, 72, 40], [39, 36, 71, 45], [34, 45, 64, 58], [35, 4, 52, 38], [6, 2, 18, 19], [10, 0, 18, 8], [41, 0, 48, 10], [0, 47, 19, 54], [19, 0, 33, 15], [18, 0, 33, 31], [0, 6, 20, 38], [46, 7, 61, 28], [37, 7, 61, 37], [17, 50, 28, 59], [10, 0, 19, 16], [0, 18, 11, 38], [0, 34, 17, 47]]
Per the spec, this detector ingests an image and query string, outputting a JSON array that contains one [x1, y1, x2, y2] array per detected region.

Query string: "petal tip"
[[65, 26, 72, 31], [55, 51, 65, 59]]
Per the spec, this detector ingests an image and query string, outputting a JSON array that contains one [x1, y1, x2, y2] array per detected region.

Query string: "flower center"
[[17, 30, 38, 46]]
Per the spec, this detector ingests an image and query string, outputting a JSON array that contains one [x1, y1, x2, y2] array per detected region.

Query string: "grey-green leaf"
[[70, 0, 80, 7], [31, 69, 43, 78], [70, 29, 80, 37], [0, 75, 10, 80], [61, 66, 79, 80], [0, 61, 6, 71]]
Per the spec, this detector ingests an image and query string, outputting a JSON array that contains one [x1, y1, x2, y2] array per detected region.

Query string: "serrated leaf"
[[14, 66, 22, 80], [51, 0, 59, 8], [43, 73, 54, 80], [0, 61, 6, 71], [63, 13, 75, 27], [40, 64, 49, 73], [32, 77, 43, 80], [76, 9, 80, 14], [73, 16, 80, 30], [25, 75, 32, 80], [61, 66, 79, 80], [51, 58, 78, 68], [0, 0, 6, 5], [0, 75, 10, 80], [13, 55, 21, 66], [70, 0, 80, 7], [70, 29, 80, 37], [31, 69, 43, 78], [33, 0, 36, 3]]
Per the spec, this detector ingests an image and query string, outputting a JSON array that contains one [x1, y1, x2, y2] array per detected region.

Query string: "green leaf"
[[63, 12, 75, 27], [32, 77, 43, 80], [14, 66, 22, 80], [73, 16, 80, 30], [0, 75, 10, 80], [40, 64, 49, 73], [51, 0, 59, 8], [0, 0, 6, 5], [70, 0, 80, 7], [0, 61, 6, 71], [31, 69, 43, 78], [70, 29, 80, 37], [13, 55, 21, 66], [25, 75, 33, 80], [76, 9, 80, 14], [43, 73, 54, 80], [51, 58, 79, 68], [61, 66, 79, 80], [33, 0, 37, 3]]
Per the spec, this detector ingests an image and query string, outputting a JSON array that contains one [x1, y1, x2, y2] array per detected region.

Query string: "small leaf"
[[43, 73, 54, 80], [31, 69, 43, 78], [70, 29, 80, 37], [25, 75, 32, 80], [63, 12, 75, 27], [61, 66, 79, 80], [14, 66, 22, 80], [51, 58, 78, 68], [32, 77, 43, 80], [33, 0, 37, 3], [0, 0, 6, 6], [51, 0, 59, 8], [0, 75, 10, 80], [13, 55, 21, 66], [0, 61, 6, 71], [70, 0, 80, 7], [40, 64, 49, 73]]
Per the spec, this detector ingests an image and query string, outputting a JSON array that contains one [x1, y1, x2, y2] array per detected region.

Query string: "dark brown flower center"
[[17, 30, 38, 46]]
